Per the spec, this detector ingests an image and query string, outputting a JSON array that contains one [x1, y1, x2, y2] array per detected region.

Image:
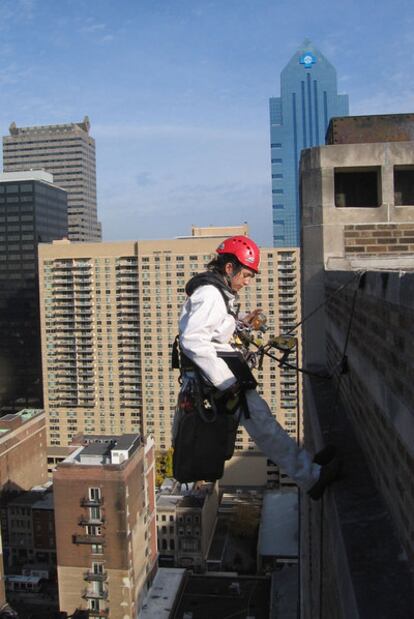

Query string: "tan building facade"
[[38, 227, 302, 473], [53, 434, 157, 619], [157, 481, 218, 572], [3, 118, 101, 241]]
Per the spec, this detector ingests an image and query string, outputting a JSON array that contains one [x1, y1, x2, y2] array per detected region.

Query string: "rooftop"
[[138, 568, 186, 619], [60, 433, 142, 467], [258, 490, 298, 558], [170, 574, 271, 619], [0, 170, 54, 184], [7, 486, 53, 509], [8, 117, 91, 135], [0, 409, 44, 435]]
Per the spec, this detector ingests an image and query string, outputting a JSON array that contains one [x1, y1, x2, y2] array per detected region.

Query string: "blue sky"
[[0, 0, 413, 245]]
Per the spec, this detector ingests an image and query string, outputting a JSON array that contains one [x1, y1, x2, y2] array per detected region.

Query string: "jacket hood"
[[185, 271, 234, 300]]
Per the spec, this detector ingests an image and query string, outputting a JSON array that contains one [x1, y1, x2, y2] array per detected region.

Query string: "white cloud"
[[81, 22, 106, 33], [77, 17, 115, 43]]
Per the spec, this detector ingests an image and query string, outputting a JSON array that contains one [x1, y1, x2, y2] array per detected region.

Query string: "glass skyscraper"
[[0, 171, 68, 412], [269, 39, 349, 246]]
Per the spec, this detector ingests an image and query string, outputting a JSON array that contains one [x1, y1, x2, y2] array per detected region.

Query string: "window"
[[394, 165, 414, 205], [89, 599, 100, 611], [90, 507, 101, 520], [92, 562, 104, 574], [89, 487, 101, 501], [334, 167, 381, 208]]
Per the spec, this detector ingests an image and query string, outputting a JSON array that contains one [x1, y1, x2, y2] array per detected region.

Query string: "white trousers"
[[240, 390, 320, 491]]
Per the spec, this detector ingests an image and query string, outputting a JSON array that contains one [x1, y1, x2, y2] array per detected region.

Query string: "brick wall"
[[324, 271, 414, 562], [344, 223, 414, 256]]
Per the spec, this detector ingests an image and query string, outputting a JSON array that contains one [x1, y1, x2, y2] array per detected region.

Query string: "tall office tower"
[[3, 117, 102, 242], [269, 39, 349, 246], [38, 227, 302, 477], [0, 172, 68, 412], [53, 434, 157, 619]]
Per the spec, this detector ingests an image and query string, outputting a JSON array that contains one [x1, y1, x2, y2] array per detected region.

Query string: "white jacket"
[[179, 284, 238, 390]]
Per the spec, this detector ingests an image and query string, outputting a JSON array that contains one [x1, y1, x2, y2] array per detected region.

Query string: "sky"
[[0, 0, 413, 245]]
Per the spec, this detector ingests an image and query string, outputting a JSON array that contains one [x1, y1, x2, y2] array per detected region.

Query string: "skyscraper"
[[269, 39, 349, 246], [3, 117, 102, 242], [0, 171, 68, 412]]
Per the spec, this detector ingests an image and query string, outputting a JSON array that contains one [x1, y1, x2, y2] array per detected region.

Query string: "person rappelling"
[[172, 235, 340, 500]]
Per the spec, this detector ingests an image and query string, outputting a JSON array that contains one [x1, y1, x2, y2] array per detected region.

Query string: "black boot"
[[308, 457, 341, 501], [313, 444, 337, 465]]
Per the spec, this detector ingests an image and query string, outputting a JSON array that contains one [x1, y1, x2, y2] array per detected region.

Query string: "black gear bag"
[[172, 352, 257, 483], [172, 371, 240, 483]]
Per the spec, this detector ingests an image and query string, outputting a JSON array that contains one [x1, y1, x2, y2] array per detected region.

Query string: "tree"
[[155, 448, 174, 487]]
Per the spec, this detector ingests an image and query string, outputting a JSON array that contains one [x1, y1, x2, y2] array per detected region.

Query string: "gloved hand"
[[214, 382, 241, 414]]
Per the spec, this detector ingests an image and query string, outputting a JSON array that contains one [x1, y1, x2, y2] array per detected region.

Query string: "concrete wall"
[[300, 140, 414, 366], [325, 270, 414, 561], [300, 139, 414, 618]]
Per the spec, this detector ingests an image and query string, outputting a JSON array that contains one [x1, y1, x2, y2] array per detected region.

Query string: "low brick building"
[[156, 480, 218, 572], [53, 434, 157, 619], [5, 486, 55, 569], [0, 409, 47, 495]]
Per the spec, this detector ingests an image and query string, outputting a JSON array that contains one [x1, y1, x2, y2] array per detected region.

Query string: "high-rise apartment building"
[[38, 227, 302, 468], [3, 117, 101, 242], [0, 172, 67, 412], [269, 39, 349, 246], [53, 434, 157, 619]]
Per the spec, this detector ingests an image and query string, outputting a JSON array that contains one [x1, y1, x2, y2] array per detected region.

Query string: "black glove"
[[215, 382, 241, 414]]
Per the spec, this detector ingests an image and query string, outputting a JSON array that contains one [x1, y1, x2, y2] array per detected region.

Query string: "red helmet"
[[216, 235, 260, 273]]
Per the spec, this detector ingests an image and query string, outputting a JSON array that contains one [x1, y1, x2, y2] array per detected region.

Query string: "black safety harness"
[[171, 270, 256, 418]]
